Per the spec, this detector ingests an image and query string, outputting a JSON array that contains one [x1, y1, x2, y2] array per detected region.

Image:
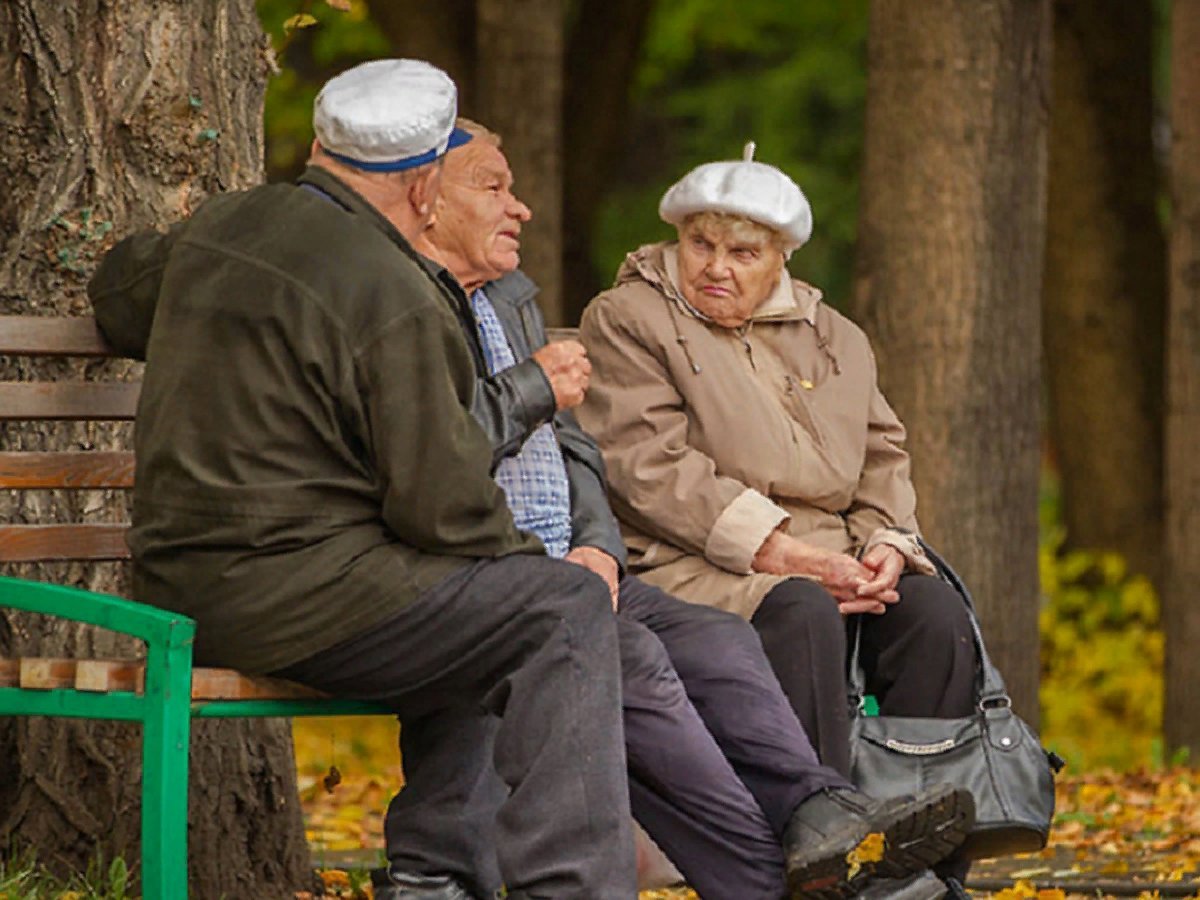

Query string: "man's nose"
[[511, 197, 532, 222]]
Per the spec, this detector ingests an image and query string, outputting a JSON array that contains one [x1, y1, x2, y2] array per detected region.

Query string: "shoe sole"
[[871, 787, 975, 881], [788, 788, 974, 900]]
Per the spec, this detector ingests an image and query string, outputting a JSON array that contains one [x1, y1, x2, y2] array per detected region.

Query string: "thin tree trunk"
[[1043, 0, 1165, 582], [476, 0, 565, 325], [0, 3, 314, 897], [851, 0, 1050, 722], [563, 0, 656, 324], [1164, 0, 1200, 760]]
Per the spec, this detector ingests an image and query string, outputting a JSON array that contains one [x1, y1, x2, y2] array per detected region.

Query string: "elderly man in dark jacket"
[[87, 60, 637, 900], [408, 119, 972, 900]]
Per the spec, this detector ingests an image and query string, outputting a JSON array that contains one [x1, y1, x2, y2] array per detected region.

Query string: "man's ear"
[[409, 165, 441, 219]]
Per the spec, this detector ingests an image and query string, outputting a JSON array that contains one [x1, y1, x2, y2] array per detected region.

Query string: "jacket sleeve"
[[579, 295, 788, 574], [364, 305, 538, 558], [470, 358, 558, 468], [467, 298, 628, 568], [87, 223, 186, 359], [556, 407, 628, 569], [843, 348, 935, 575]]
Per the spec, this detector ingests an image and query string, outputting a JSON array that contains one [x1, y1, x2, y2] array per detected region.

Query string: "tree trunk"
[[851, 0, 1050, 722], [562, 0, 656, 324], [476, 0, 566, 325], [0, 3, 315, 897], [367, 0, 477, 111], [1043, 0, 1166, 582], [1164, 0, 1200, 760]]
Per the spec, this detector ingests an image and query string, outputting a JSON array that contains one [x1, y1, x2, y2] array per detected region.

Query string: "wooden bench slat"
[[0, 451, 135, 489], [190, 669, 328, 701], [0, 382, 140, 421], [74, 659, 145, 692], [0, 524, 130, 562], [0, 316, 118, 357], [3, 657, 330, 701]]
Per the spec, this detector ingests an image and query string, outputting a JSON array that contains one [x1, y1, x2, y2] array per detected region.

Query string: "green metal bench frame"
[[0, 575, 390, 900]]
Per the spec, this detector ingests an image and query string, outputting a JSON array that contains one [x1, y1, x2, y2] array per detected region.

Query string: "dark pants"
[[274, 554, 636, 900], [382, 575, 846, 900], [750, 573, 978, 779], [617, 576, 846, 900]]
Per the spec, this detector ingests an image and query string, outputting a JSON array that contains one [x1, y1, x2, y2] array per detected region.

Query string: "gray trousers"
[[274, 554, 636, 900], [382, 575, 847, 900]]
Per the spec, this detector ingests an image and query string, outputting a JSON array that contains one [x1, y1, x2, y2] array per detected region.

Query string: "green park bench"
[[0, 314, 393, 900]]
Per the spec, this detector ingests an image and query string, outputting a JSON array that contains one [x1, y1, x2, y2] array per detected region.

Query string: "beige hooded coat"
[[577, 241, 933, 619]]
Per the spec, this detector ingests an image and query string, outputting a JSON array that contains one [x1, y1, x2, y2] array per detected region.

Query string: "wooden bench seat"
[[0, 656, 327, 701]]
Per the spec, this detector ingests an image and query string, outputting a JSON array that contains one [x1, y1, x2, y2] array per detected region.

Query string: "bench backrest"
[[0, 317, 581, 568], [0, 315, 136, 566]]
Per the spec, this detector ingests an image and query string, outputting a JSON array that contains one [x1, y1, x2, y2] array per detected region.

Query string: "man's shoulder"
[[484, 269, 539, 310]]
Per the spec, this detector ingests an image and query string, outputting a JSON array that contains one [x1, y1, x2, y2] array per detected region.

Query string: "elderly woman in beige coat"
[[577, 147, 979, 813]]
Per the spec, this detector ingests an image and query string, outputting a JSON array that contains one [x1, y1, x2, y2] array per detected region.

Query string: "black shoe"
[[856, 870, 948, 900], [369, 867, 476, 899], [783, 784, 974, 899]]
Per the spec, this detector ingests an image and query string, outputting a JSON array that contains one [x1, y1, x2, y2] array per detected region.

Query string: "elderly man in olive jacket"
[[87, 60, 635, 900]]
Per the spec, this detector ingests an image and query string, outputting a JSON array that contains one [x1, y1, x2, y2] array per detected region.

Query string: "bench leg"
[[141, 638, 194, 900]]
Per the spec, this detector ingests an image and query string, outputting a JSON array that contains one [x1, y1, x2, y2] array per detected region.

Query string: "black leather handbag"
[[847, 542, 1064, 861]]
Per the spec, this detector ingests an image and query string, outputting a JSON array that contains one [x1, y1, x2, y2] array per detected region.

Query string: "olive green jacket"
[[89, 166, 541, 672]]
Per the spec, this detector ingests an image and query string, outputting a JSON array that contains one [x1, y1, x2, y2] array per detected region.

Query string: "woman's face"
[[675, 220, 786, 328]]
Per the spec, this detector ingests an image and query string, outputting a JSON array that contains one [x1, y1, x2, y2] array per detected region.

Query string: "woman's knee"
[[893, 575, 974, 646], [752, 578, 843, 643]]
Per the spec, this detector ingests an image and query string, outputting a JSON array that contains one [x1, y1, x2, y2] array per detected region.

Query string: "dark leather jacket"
[[466, 271, 628, 571]]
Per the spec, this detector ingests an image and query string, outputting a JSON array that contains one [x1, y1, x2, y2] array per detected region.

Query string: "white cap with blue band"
[[313, 58, 472, 172]]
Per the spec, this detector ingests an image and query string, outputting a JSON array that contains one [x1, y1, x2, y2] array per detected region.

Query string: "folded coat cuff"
[[863, 528, 936, 576], [705, 489, 791, 574]]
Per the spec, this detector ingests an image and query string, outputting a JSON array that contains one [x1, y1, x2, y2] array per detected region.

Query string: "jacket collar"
[[618, 240, 822, 325], [484, 269, 539, 308], [296, 165, 422, 260], [297, 165, 489, 374]]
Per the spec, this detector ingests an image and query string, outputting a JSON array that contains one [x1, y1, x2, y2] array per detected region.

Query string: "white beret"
[[659, 143, 813, 250], [313, 59, 471, 172]]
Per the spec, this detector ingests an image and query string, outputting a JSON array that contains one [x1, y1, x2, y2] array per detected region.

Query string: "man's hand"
[[564, 545, 620, 611], [532, 340, 591, 410]]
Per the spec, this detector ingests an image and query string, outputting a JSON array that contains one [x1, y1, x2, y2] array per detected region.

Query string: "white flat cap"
[[659, 143, 813, 250], [313, 59, 471, 172]]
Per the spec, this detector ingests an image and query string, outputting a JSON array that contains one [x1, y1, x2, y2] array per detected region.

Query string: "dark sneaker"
[[370, 867, 476, 899], [783, 784, 974, 899]]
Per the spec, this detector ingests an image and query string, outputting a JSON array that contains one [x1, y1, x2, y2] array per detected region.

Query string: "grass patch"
[[0, 849, 134, 900]]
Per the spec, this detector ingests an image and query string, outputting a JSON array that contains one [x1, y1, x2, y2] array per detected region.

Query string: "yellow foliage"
[[1039, 537, 1163, 771]]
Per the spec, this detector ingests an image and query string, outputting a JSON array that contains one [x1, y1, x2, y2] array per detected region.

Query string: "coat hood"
[[613, 241, 823, 324]]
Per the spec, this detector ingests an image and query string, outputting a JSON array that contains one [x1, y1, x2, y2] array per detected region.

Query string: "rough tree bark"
[[1043, 0, 1166, 582], [851, 0, 1051, 722], [0, 3, 315, 896], [1164, 0, 1200, 760], [475, 0, 566, 325]]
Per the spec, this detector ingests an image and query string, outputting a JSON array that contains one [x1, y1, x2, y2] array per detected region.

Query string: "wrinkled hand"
[[856, 544, 904, 602], [564, 545, 620, 611], [532, 340, 591, 410], [753, 529, 885, 613]]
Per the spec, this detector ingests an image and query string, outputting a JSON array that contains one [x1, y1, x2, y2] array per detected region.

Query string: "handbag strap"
[[846, 538, 1011, 712]]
